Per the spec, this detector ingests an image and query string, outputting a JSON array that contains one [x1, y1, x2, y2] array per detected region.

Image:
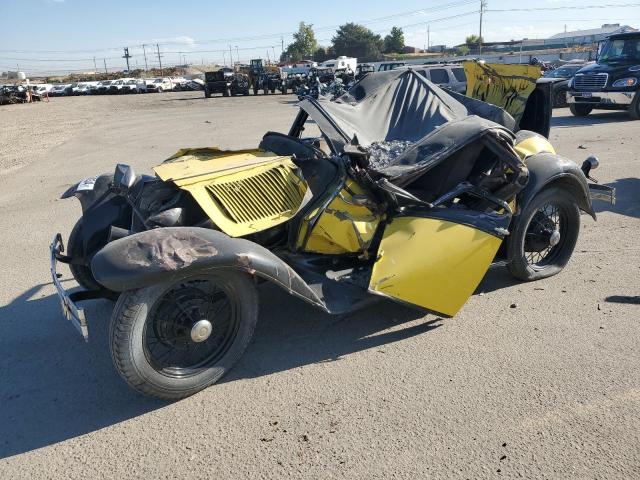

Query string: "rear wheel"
[[569, 103, 592, 117], [507, 187, 580, 281], [109, 272, 258, 400]]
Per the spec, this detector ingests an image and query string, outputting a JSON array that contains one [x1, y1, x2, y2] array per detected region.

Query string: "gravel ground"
[[0, 92, 638, 479]]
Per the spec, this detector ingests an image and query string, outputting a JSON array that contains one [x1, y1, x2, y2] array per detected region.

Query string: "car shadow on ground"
[[594, 177, 640, 219], [551, 111, 633, 128], [0, 281, 439, 459]]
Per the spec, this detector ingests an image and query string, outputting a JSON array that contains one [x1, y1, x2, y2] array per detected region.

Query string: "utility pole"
[[281, 36, 284, 57], [236, 45, 239, 63], [266, 50, 270, 63], [103, 58, 107, 74], [122, 47, 131, 71], [272, 46, 276, 63], [229, 44, 233, 66], [93, 57, 97, 75], [427, 24, 430, 52], [478, 0, 486, 56], [156, 44, 163, 76], [142, 44, 149, 72]]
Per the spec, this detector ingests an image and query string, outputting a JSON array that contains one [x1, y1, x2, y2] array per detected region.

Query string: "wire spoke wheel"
[[143, 279, 239, 378], [507, 186, 580, 282], [523, 203, 565, 267]]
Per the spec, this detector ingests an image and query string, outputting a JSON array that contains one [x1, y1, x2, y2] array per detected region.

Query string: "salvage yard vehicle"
[[51, 65, 614, 400], [567, 31, 640, 119], [539, 62, 585, 108], [412, 64, 467, 94], [204, 69, 250, 98], [146, 77, 173, 93]]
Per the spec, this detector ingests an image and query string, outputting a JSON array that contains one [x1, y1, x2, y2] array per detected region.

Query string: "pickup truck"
[[567, 31, 640, 119], [146, 77, 173, 93]]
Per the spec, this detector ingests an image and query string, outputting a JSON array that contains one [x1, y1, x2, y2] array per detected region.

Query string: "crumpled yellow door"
[[369, 216, 503, 317]]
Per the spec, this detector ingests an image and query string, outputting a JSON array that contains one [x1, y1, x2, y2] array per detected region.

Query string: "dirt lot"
[[0, 92, 639, 479]]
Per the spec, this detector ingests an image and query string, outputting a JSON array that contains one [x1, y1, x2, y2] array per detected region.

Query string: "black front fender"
[[518, 152, 596, 220], [91, 227, 327, 311]]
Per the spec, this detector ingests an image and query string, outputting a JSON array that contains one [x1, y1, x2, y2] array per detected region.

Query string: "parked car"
[[94, 80, 113, 95], [119, 78, 146, 94], [49, 84, 72, 96], [72, 82, 92, 95], [538, 63, 585, 108], [413, 64, 467, 94], [378, 62, 406, 72], [567, 31, 640, 119], [171, 77, 189, 91], [146, 77, 173, 93]]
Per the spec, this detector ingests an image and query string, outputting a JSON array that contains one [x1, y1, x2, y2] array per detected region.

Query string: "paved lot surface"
[[0, 92, 638, 479]]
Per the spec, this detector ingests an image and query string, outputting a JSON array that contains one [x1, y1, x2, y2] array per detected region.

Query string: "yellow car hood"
[[154, 148, 309, 237]]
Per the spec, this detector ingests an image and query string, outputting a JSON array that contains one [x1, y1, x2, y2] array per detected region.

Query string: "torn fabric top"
[[298, 67, 516, 152], [297, 68, 518, 183]]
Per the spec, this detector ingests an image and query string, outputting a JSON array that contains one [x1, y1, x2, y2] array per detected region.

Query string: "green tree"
[[457, 45, 470, 56], [313, 46, 333, 63], [465, 34, 484, 47], [383, 26, 405, 54], [286, 22, 318, 61], [331, 23, 384, 61]]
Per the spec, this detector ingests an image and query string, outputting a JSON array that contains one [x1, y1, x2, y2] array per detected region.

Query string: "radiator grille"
[[206, 165, 304, 224], [573, 73, 608, 91]]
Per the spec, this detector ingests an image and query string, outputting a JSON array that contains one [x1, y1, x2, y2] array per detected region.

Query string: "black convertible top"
[[298, 68, 518, 181]]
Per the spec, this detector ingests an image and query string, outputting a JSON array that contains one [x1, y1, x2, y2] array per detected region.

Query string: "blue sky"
[[1, 0, 639, 74]]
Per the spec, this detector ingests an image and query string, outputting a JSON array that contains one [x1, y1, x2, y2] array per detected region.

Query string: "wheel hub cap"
[[549, 230, 561, 247], [190, 320, 213, 343]]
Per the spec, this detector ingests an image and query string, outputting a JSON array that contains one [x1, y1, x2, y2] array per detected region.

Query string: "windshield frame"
[[598, 37, 640, 64]]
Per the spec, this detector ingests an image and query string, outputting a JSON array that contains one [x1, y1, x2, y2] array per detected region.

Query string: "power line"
[[486, 2, 640, 12]]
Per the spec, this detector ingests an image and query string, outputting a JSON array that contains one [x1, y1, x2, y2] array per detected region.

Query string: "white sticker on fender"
[[76, 176, 98, 191]]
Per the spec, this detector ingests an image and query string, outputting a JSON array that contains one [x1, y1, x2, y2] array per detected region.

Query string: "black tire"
[[507, 187, 580, 281], [264, 86, 269, 95], [109, 271, 258, 400], [281, 86, 288, 95], [67, 219, 102, 291], [554, 87, 567, 108], [270, 87, 276, 94], [629, 91, 640, 120], [253, 84, 258, 95], [204, 87, 211, 98], [157, 87, 163, 93], [223, 86, 231, 97], [569, 103, 592, 117]]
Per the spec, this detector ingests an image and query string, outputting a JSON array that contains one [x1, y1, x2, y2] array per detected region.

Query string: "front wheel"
[[67, 219, 103, 290], [629, 91, 640, 120], [507, 187, 580, 281], [109, 272, 258, 400], [569, 103, 592, 117]]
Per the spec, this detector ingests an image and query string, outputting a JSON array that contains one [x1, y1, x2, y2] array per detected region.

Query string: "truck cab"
[[567, 32, 640, 119]]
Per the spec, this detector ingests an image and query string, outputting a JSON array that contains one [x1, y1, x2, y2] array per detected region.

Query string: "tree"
[[383, 26, 405, 54], [331, 23, 384, 61], [286, 22, 318, 61], [465, 34, 484, 47], [457, 45, 470, 56], [313, 46, 333, 63]]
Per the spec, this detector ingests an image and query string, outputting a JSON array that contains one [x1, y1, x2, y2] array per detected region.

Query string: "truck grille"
[[574, 73, 608, 91], [206, 165, 305, 224]]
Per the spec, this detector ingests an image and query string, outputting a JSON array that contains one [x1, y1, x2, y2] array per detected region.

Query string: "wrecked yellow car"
[[51, 66, 614, 399]]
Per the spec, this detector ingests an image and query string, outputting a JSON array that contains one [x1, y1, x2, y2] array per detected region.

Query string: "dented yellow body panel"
[[154, 148, 308, 237], [514, 135, 555, 160], [369, 216, 502, 317], [298, 179, 381, 255], [464, 62, 541, 121]]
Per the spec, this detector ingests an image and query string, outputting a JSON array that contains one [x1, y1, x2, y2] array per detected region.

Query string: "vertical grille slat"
[[206, 165, 304, 225]]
